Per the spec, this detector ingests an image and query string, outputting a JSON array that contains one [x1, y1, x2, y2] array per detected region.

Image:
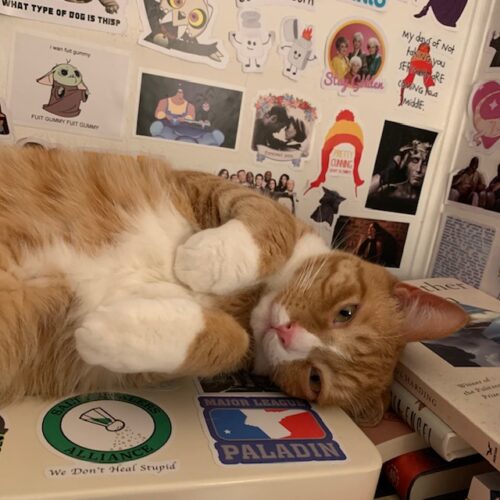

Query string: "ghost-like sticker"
[[229, 10, 274, 73], [279, 18, 317, 81]]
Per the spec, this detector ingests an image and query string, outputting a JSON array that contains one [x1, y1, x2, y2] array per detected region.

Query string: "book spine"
[[391, 381, 474, 461], [393, 363, 499, 470]]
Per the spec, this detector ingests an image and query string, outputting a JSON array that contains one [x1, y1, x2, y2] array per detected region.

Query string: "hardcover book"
[[395, 278, 500, 470], [383, 448, 493, 500]]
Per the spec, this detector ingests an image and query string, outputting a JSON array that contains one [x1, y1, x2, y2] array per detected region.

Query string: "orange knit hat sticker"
[[305, 109, 364, 196]]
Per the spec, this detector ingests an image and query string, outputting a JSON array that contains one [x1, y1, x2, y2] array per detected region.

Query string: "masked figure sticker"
[[138, 0, 227, 68]]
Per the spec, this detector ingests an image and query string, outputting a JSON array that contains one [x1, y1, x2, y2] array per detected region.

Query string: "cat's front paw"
[[174, 220, 260, 295]]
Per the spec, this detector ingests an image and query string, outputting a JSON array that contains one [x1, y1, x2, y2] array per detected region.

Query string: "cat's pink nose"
[[273, 322, 297, 348]]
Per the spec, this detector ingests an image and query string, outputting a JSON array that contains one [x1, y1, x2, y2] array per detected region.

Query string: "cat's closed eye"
[[333, 305, 358, 325], [309, 366, 322, 395]]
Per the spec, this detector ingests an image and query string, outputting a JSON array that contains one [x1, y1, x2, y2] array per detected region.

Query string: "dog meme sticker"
[[138, 0, 228, 68], [0, 0, 127, 33]]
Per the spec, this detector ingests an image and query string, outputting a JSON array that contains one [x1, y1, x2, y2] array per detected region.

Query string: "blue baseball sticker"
[[199, 396, 347, 465]]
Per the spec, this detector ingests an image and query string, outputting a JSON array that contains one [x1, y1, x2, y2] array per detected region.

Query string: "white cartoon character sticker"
[[229, 10, 275, 73], [279, 17, 317, 80]]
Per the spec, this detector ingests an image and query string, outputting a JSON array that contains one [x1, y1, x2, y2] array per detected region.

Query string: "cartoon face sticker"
[[279, 18, 317, 80], [229, 10, 274, 72], [37, 63, 89, 118], [156, 0, 211, 40]]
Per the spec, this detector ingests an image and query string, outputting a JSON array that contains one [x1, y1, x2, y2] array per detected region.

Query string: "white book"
[[391, 380, 475, 461], [395, 278, 500, 470], [0, 378, 382, 499]]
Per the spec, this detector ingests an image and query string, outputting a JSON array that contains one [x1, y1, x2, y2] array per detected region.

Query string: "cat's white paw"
[[75, 298, 204, 373], [174, 220, 260, 295]]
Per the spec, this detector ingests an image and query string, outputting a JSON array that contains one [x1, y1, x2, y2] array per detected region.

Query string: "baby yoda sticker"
[[37, 63, 89, 118], [9, 33, 129, 139], [251, 92, 318, 168], [0, 0, 127, 33], [138, 0, 227, 69], [230, 10, 275, 73], [279, 18, 317, 81], [467, 80, 500, 151]]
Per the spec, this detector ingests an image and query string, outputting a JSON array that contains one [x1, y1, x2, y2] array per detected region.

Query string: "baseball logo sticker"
[[198, 396, 347, 465], [41, 392, 172, 464]]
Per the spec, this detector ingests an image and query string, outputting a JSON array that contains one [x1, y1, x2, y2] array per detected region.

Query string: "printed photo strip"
[[136, 72, 243, 150], [331, 216, 410, 269], [216, 168, 299, 214], [365, 121, 438, 215]]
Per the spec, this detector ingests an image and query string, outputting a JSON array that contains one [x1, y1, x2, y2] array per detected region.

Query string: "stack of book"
[[366, 277, 500, 499]]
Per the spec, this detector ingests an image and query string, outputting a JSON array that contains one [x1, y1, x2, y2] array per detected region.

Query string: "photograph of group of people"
[[327, 21, 384, 85], [217, 168, 299, 214], [366, 121, 438, 215], [448, 157, 500, 213], [331, 216, 409, 268]]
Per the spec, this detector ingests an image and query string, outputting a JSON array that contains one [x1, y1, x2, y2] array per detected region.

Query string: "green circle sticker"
[[41, 392, 171, 464]]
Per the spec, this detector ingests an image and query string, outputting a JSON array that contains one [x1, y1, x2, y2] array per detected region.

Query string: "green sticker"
[[42, 392, 171, 464]]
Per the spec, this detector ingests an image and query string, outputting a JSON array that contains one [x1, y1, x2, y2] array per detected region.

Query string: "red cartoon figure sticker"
[[305, 110, 364, 196], [399, 42, 435, 107], [469, 80, 500, 150]]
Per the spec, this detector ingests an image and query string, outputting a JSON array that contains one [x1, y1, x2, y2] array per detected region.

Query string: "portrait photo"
[[365, 121, 438, 215], [331, 216, 409, 268], [323, 20, 385, 91], [136, 72, 243, 149]]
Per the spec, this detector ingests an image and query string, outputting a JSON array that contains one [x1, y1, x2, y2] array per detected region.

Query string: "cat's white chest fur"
[[14, 203, 195, 315]]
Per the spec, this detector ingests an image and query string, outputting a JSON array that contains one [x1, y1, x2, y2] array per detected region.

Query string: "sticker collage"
[[0, 0, 498, 281], [0, 0, 499, 478]]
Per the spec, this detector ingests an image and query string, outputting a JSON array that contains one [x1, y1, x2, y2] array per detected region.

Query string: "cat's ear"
[[393, 282, 469, 342]]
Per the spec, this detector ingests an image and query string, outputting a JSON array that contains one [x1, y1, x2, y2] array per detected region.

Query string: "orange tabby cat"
[[0, 147, 467, 425]]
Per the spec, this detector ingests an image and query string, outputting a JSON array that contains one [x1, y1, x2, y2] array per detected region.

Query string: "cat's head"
[[250, 239, 468, 426]]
